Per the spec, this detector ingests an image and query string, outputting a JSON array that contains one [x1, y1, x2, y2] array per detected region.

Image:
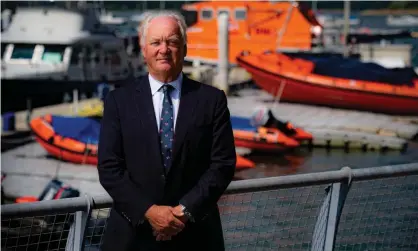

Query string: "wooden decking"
[[228, 89, 418, 151]]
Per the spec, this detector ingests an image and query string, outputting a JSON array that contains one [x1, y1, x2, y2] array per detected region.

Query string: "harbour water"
[[235, 141, 418, 180]]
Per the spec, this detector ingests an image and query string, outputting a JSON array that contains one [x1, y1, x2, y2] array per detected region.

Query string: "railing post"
[[311, 166, 352, 251], [66, 194, 94, 251]]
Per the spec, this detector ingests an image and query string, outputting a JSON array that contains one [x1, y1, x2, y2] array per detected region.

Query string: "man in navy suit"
[[98, 10, 236, 251]]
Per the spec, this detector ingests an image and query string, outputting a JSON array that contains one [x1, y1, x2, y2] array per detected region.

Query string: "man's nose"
[[159, 42, 170, 54]]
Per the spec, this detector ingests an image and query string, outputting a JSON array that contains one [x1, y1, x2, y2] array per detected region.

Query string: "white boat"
[[1, 1, 143, 112]]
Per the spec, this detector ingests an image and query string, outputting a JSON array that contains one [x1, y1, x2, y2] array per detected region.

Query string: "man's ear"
[[183, 44, 187, 57], [140, 44, 146, 59]]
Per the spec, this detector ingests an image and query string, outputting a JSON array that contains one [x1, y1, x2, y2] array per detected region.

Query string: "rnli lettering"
[[256, 28, 271, 35]]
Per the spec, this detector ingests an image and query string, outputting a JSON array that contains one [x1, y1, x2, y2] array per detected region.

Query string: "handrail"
[[2, 162, 418, 218]]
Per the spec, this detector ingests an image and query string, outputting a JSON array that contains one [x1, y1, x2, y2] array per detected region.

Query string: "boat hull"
[[29, 115, 99, 165], [238, 58, 418, 115], [236, 155, 255, 170], [234, 138, 288, 151], [35, 136, 98, 165]]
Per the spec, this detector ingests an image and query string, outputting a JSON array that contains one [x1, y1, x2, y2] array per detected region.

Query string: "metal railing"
[[2, 163, 418, 251]]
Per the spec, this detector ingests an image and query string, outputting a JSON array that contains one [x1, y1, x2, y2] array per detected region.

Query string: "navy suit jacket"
[[98, 74, 236, 251]]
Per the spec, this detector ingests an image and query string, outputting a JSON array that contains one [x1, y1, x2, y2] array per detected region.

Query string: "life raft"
[[30, 114, 254, 170], [30, 114, 99, 165]]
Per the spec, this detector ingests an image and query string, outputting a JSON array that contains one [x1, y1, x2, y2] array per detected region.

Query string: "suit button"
[[161, 175, 165, 181]]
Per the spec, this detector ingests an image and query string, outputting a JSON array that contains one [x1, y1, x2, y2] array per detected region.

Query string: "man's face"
[[141, 16, 186, 76]]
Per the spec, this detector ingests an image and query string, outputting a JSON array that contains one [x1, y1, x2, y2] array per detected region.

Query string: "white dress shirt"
[[148, 73, 182, 131]]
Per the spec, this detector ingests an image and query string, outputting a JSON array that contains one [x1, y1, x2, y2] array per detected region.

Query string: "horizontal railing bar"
[[225, 167, 350, 194], [2, 162, 417, 217], [226, 162, 418, 194], [1, 196, 89, 218], [352, 162, 418, 180]]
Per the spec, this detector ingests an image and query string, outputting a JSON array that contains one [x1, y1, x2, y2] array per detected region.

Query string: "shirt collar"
[[148, 72, 183, 96]]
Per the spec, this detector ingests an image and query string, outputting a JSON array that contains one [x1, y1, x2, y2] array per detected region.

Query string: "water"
[[235, 141, 418, 179]]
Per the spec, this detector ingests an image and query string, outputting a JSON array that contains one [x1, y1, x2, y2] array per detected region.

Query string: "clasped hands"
[[145, 205, 188, 241]]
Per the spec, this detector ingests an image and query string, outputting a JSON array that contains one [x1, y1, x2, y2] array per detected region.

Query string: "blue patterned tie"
[[159, 84, 174, 172]]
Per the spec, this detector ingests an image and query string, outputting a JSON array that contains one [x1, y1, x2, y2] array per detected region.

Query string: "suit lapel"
[[172, 75, 198, 163], [133, 76, 164, 173]]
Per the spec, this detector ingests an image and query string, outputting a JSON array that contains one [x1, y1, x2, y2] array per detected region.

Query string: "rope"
[[276, 3, 295, 49]]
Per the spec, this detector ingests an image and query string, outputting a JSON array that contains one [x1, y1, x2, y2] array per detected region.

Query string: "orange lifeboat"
[[30, 115, 99, 165], [182, 0, 322, 65], [237, 51, 418, 115], [233, 127, 299, 151]]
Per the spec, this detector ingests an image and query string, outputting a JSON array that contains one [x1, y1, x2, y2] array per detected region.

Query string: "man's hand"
[[145, 205, 185, 238], [153, 205, 189, 241], [172, 205, 188, 223]]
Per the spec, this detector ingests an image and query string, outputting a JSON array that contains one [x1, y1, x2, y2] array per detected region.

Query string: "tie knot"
[[161, 84, 174, 93]]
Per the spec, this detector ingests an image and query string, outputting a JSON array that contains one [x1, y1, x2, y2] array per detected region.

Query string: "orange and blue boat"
[[30, 115, 254, 170], [231, 115, 311, 151]]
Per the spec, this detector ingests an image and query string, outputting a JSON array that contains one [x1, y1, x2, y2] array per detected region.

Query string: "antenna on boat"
[[343, 0, 351, 57]]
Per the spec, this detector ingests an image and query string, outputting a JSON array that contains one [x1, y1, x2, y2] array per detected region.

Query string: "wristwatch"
[[180, 204, 195, 222]]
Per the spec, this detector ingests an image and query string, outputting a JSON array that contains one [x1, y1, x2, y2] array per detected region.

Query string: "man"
[[98, 10, 236, 251]]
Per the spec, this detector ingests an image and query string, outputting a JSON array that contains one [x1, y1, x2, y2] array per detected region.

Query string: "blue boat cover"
[[51, 115, 101, 145], [285, 53, 417, 86], [230, 116, 257, 132], [50, 115, 257, 144]]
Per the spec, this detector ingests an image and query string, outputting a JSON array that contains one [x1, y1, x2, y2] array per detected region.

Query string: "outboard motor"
[[16, 179, 80, 203], [38, 179, 80, 201], [250, 106, 297, 137]]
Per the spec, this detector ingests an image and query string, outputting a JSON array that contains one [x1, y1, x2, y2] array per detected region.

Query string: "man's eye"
[[151, 42, 159, 45]]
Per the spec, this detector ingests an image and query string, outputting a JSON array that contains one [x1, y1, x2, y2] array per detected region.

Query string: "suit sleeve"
[[179, 90, 236, 218], [98, 91, 154, 226]]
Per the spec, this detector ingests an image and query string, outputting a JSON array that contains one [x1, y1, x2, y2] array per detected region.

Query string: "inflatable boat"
[[30, 115, 254, 169], [29, 114, 100, 165], [230, 108, 312, 150]]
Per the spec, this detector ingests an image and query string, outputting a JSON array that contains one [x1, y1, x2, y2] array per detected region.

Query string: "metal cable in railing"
[[1, 163, 418, 251]]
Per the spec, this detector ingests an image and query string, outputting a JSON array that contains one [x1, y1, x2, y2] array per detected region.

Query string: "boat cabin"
[[1, 5, 142, 82], [181, 0, 323, 64]]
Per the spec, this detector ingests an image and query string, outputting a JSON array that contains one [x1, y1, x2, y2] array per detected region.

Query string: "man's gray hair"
[[139, 10, 188, 47]]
